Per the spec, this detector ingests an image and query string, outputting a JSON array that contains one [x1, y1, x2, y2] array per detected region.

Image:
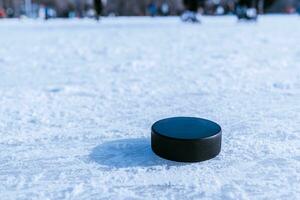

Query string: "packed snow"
[[0, 16, 300, 199]]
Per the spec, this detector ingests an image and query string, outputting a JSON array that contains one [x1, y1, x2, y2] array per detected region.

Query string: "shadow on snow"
[[89, 138, 185, 168]]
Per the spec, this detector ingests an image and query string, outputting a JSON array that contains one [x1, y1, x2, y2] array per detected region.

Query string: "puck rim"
[[151, 116, 222, 141]]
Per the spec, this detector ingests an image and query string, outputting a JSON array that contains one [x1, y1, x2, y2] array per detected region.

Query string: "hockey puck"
[[151, 117, 222, 162]]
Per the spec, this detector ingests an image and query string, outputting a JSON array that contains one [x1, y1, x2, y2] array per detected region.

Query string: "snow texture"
[[0, 16, 300, 199]]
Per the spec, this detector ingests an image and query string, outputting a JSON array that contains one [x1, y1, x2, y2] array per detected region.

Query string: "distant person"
[[6, 8, 14, 18], [0, 8, 6, 18], [45, 6, 50, 20], [94, 0, 103, 21], [297, 3, 300, 14], [161, 1, 170, 16], [236, 0, 258, 21], [148, 2, 157, 17], [181, 0, 200, 23]]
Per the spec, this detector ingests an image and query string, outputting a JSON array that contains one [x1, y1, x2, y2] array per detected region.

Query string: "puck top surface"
[[152, 117, 221, 140]]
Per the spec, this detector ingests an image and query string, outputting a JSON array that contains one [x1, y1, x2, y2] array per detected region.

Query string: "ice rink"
[[0, 16, 300, 199]]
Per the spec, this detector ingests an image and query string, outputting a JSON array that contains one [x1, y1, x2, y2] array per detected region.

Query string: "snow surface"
[[0, 16, 300, 200]]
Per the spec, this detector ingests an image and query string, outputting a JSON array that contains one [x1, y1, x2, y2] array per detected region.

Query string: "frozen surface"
[[0, 16, 300, 199]]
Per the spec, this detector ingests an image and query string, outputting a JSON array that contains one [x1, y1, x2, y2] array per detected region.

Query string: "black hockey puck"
[[151, 117, 222, 162]]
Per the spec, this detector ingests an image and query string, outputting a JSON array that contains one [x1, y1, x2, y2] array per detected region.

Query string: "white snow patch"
[[0, 16, 300, 199]]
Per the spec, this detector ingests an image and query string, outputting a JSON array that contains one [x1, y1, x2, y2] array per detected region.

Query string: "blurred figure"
[[226, 0, 236, 14], [257, 0, 264, 14], [75, 0, 84, 18], [181, 0, 200, 23], [6, 8, 14, 18], [160, 1, 170, 16], [147, 2, 157, 17], [0, 7, 5, 18], [297, 0, 300, 14], [94, 0, 103, 20], [39, 4, 46, 19], [45, 6, 50, 20], [39, 4, 55, 20], [236, 0, 258, 21]]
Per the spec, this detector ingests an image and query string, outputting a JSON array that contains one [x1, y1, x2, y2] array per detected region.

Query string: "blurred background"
[[0, 0, 299, 19]]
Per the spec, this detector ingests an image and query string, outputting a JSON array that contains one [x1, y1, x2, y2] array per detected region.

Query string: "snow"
[[0, 15, 300, 199]]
